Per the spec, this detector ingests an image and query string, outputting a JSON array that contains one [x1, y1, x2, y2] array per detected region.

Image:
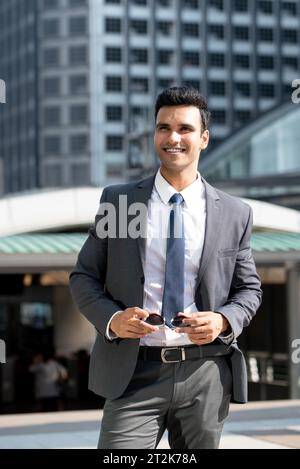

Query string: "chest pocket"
[[218, 248, 238, 258]]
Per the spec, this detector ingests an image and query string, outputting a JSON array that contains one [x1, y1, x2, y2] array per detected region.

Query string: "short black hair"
[[155, 86, 210, 131]]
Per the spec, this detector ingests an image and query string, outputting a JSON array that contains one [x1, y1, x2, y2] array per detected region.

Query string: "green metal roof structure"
[[0, 232, 300, 272], [0, 232, 300, 254], [0, 233, 86, 255]]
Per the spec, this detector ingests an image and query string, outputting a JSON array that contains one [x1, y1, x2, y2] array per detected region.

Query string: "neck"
[[160, 167, 198, 192]]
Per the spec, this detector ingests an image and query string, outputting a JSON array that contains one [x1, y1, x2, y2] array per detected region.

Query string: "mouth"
[[162, 147, 186, 155]]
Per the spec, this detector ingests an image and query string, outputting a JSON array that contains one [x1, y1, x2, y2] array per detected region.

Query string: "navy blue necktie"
[[162, 193, 185, 327]]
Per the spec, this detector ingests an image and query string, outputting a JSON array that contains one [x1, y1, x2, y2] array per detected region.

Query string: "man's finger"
[[130, 317, 159, 332], [128, 322, 158, 334], [126, 332, 147, 339], [182, 318, 209, 327], [127, 307, 149, 320]]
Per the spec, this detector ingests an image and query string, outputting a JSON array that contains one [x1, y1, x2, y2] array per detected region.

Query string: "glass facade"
[[202, 102, 300, 210]]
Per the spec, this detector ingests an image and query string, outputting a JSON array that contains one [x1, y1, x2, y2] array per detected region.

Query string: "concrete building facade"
[[1, 0, 300, 193]]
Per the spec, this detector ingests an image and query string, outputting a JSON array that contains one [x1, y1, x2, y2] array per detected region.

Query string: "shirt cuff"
[[106, 310, 123, 340]]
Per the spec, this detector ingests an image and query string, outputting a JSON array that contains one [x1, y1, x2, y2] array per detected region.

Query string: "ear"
[[200, 130, 209, 150]]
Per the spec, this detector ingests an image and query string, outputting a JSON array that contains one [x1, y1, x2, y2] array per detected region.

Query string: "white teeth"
[[165, 149, 184, 153]]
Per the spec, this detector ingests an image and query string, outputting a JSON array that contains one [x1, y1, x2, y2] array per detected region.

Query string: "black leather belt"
[[138, 344, 232, 364]]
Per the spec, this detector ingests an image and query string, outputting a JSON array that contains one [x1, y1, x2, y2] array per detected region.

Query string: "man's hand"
[[110, 307, 159, 339], [175, 311, 230, 345]]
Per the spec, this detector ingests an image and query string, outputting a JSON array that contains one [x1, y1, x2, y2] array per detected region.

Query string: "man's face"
[[154, 105, 209, 175]]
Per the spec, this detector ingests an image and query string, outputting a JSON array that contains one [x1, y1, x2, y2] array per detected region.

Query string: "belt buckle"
[[161, 347, 186, 363]]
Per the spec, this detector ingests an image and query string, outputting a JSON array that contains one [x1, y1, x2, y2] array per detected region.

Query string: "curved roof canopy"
[[0, 187, 300, 236]]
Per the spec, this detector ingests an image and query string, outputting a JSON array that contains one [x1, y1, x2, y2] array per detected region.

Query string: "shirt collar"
[[154, 169, 204, 209]]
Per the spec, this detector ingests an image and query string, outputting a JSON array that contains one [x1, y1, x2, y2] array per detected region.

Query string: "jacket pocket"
[[218, 248, 238, 258]]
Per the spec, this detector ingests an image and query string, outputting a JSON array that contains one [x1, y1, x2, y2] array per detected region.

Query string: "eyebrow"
[[155, 122, 196, 129]]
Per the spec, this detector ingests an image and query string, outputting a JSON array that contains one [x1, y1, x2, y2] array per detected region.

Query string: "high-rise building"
[[0, 0, 90, 193], [1, 0, 299, 194]]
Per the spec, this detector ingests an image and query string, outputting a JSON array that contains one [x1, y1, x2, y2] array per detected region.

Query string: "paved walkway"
[[0, 400, 299, 449]]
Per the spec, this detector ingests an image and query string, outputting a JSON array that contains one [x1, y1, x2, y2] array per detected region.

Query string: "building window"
[[209, 53, 225, 68], [43, 48, 60, 67], [235, 82, 251, 97], [283, 56, 298, 70], [70, 104, 88, 124], [157, 0, 171, 6], [43, 18, 59, 37], [212, 109, 226, 124], [235, 54, 250, 68], [259, 83, 275, 98], [281, 1, 297, 16], [182, 0, 199, 8], [70, 134, 89, 154], [282, 29, 298, 43], [182, 23, 200, 38], [106, 105, 123, 121], [234, 26, 249, 41], [106, 135, 123, 151], [106, 76, 122, 92], [234, 110, 251, 125], [130, 48, 148, 64], [157, 78, 174, 89], [44, 165, 62, 186], [69, 16, 87, 35], [233, 0, 248, 11], [69, 45, 88, 65], [157, 21, 173, 36], [208, 0, 224, 10], [258, 1, 273, 14], [69, 75, 87, 94], [69, 0, 88, 6], [208, 24, 224, 40], [105, 0, 121, 3], [71, 164, 90, 185], [158, 49, 173, 65], [130, 19, 148, 34], [131, 0, 148, 5], [259, 55, 274, 70], [105, 17, 122, 33], [44, 136, 61, 155], [44, 77, 60, 96], [210, 81, 226, 96], [282, 83, 292, 98], [43, 0, 59, 9], [130, 78, 148, 93], [43, 106, 61, 126], [183, 80, 200, 90], [258, 28, 274, 42], [105, 47, 122, 63], [183, 51, 200, 66]]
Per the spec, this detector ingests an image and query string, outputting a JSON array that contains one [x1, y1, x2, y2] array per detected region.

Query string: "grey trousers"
[[98, 355, 232, 449]]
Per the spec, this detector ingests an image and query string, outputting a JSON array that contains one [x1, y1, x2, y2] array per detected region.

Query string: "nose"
[[168, 131, 181, 144]]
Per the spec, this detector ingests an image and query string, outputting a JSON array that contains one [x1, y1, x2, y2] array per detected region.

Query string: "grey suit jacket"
[[69, 174, 262, 403]]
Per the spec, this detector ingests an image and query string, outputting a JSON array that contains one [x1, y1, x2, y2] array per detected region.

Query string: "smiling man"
[[69, 86, 262, 449]]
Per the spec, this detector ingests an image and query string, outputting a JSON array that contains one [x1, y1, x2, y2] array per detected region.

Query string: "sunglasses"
[[144, 313, 188, 328]]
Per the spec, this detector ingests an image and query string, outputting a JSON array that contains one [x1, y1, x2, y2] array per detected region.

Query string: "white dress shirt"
[[107, 169, 207, 346], [140, 169, 206, 346]]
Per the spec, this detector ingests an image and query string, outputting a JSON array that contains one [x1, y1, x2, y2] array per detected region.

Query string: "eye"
[[158, 125, 168, 131]]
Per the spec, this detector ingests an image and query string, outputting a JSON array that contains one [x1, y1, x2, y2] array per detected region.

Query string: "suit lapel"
[[195, 178, 221, 290], [129, 174, 156, 272]]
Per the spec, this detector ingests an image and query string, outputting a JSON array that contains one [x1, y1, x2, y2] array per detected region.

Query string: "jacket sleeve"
[[69, 187, 122, 336], [217, 205, 262, 341]]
